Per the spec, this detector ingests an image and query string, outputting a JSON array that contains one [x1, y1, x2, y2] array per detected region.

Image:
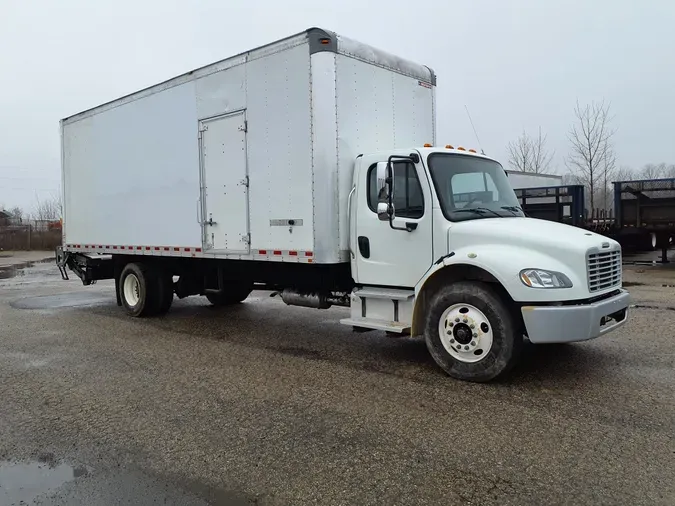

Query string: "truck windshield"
[[428, 153, 524, 222]]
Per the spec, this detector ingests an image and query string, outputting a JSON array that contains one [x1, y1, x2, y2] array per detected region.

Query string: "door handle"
[[405, 222, 418, 231], [357, 236, 370, 258]]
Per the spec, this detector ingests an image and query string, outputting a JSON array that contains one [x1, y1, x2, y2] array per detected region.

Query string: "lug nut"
[[449, 322, 454, 327], [463, 318, 468, 323], [456, 345, 462, 350], [470, 324, 475, 329], [450, 339, 455, 344], [473, 333, 478, 338], [455, 318, 460, 322], [464, 346, 469, 350], [471, 341, 476, 346]]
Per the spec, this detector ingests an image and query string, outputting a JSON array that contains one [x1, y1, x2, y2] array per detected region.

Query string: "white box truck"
[[505, 170, 563, 190], [57, 28, 630, 382]]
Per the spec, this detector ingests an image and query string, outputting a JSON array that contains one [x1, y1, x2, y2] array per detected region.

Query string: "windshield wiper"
[[453, 207, 504, 219], [500, 206, 523, 216]]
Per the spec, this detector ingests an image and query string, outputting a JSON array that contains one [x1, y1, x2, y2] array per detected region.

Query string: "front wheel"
[[424, 281, 522, 382]]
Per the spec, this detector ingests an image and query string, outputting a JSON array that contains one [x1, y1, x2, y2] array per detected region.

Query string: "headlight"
[[520, 269, 573, 289]]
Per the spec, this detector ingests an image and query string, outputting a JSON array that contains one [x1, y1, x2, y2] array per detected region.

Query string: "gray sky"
[[1, 0, 674, 213]]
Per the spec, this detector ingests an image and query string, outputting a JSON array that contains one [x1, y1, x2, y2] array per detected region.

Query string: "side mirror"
[[376, 161, 394, 222], [377, 202, 392, 221]]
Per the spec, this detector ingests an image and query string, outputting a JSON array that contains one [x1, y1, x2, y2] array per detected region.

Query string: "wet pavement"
[[0, 260, 673, 505], [0, 458, 79, 505]]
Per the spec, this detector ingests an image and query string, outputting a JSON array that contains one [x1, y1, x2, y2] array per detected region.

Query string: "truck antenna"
[[464, 105, 485, 155]]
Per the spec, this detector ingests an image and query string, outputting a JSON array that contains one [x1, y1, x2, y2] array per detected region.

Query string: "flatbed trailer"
[[614, 178, 675, 256], [516, 180, 675, 261]]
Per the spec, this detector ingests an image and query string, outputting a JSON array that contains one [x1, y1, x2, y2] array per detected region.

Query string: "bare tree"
[[507, 128, 554, 173], [566, 100, 615, 211], [9, 206, 23, 222], [531, 127, 554, 174], [614, 165, 634, 182], [597, 147, 617, 212], [507, 130, 532, 172], [637, 162, 675, 179], [640, 163, 665, 179], [33, 193, 62, 222], [561, 171, 581, 185]]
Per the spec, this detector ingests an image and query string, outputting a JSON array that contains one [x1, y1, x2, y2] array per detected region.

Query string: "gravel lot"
[[0, 258, 673, 505]]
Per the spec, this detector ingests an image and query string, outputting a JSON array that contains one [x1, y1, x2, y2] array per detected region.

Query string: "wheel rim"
[[438, 303, 494, 363], [123, 273, 141, 307]]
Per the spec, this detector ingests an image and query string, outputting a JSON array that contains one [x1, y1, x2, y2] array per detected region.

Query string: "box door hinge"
[[238, 121, 247, 132], [239, 176, 249, 188], [242, 233, 251, 245]]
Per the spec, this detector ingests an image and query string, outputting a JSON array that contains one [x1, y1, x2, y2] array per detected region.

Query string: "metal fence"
[[0, 225, 62, 251]]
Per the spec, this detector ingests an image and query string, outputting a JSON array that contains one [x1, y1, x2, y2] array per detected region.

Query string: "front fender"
[[416, 245, 586, 303], [409, 244, 587, 337]]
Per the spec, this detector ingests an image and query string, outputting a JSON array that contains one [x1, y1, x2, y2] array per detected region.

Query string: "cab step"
[[353, 287, 414, 300], [342, 287, 415, 334], [340, 317, 411, 334]]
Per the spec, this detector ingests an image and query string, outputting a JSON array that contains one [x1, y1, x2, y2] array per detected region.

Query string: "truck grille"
[[587, 250, 622, 292]]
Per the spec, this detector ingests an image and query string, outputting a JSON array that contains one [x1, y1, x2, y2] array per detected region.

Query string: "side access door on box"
[[199, 111, 250, 254]]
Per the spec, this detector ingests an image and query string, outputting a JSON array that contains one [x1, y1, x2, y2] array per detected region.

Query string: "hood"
[[444, 217, 621, 301], [448, 217, 616, 255]]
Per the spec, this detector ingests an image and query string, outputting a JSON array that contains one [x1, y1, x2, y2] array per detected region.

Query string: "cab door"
[[352, 155, 434, 287]]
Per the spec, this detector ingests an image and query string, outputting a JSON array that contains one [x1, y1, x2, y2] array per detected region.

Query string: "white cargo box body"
[[61, 28, 436, 264], [505, 170, 563, 190]]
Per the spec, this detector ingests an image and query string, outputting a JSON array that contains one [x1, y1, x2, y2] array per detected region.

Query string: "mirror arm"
[[385, 154, 418, 232], [389, 220, 416, 233]]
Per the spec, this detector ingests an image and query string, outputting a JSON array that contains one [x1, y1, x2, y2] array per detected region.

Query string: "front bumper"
[[521, 289, 631, 344]]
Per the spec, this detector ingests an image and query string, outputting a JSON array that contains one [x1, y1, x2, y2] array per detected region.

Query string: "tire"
[[155, 271, 174, 315], [119, 263, 160, 317], [205, 284, 252, 306], [423, 281, 522, 382], [639, 232, 657, 251], [655, 233, 671, 250]]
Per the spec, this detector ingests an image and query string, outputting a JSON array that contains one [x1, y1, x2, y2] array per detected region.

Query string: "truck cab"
[[344, 146, 630, 381]]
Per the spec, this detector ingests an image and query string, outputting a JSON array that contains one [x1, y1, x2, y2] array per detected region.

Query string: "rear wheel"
[[424, 281, 522, 382], [655, 232, 671, 250], [119, 263, 160, 317], [205, 284, 252, 306], [155, 271, 174, 315]]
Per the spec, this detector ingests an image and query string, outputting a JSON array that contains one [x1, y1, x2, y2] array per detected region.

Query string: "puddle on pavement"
[[0, 265, 28, 280], [0, 458, 85, 505], [0, 260, 59, 284]]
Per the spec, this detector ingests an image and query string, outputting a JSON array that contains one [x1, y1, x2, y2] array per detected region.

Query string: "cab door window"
[[367, 162, 424, 219]]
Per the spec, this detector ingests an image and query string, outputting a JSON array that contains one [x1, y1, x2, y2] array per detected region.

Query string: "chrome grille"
[[587, 250, 622, 292]]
